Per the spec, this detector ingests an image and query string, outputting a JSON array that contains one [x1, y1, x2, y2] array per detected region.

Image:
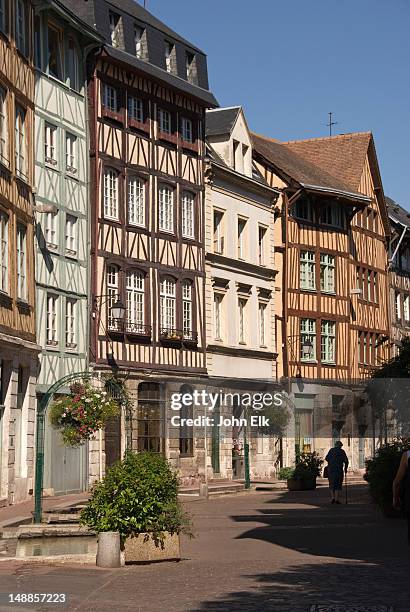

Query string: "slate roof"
[[386, 196, 410, 227], [206, 107, 241, 137], [105, 47, 218, 107]]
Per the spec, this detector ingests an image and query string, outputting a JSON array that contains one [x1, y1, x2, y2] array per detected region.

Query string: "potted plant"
[[286, 452, 323, 491], [80, 451, 192, 563], [278, 467, 295, 481], [364, 438, 409, 517]]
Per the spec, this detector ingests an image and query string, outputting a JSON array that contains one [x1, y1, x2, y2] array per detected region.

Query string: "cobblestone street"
[[0, 483, 409, 612]]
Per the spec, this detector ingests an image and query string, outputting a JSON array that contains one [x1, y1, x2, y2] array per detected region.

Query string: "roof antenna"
[[327, 112, 337, 137]]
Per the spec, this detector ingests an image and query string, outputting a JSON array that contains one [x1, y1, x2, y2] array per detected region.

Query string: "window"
[[109, 12, 121, 48], [67, 39, 79, 90], [367, 270, 372, 302], [213, 210, 224, 254], [45, 212, 57, 249], [46, 294, 58, 345], [259, 303, 266, 346], [179, 384, 193, 456], [0, 0, 5, 33], [322, 202, 343, 227], [182, 280, 192, 338], [395, 292, 401, 321], [134, 25, 145, 59], [181, 117, 193, 143], [158, 108, 171, 134], [102, 84, 117, 112], [106, 265, 119, 330], [45, 123, 57, 165], [237, 218, 247, 259], [404, 295, 410, 322], [165, 41, 175, 73], [238, 298, 247, 343], [126, 271, 144, 333], [182, 192, 194, 238], [321, 320, 335, 363], [258, 226, 267, 265], [65, 298, 77, 348], [160, 277, 176, 331], [15, 106, 26, 178], [103, 169, 119, 220], [128, 96, 143, 123], [373, 271, 378, 303], [0, 212, 8, 293], [295, 198, 313, 221], [16, 0, 25, 54], [0, 87, 7, 165], [320, 253, 335, 293], [300, 318, 316, 360], [128, 177, 145, 226], [158, 185, 173, 232], [137, 382, 164, 453], [401, 247, 410, 271], [65, 132, 77, 173], [300, 250, 315, 290], [47, 24, 62, 79], [16, 224, 26, 300], [186, 52, 197, 84], [214, 293, 223, 340], [65, 214, 77, 256]]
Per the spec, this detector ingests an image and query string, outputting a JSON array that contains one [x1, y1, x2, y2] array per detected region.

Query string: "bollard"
[[96, 531, 121, 568], [199, 483, 209, 498]]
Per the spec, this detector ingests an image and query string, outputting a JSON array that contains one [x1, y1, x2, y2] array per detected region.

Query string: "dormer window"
[[322, 201, 343, 228], [128, 96, 144, 123], [134, 25, 146, 59], [186, 52, 198, 84], [109, 11, 122, 48], [165, 41, 175, 74], [48, 24, 63, 80]]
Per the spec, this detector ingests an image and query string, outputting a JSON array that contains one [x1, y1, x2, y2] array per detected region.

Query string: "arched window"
[[182, 279, 192, 339], [106, 264, 119, 330], [179, 384, 193, 457], [126, 270, 144, 333], [160, 276, 176, 332], [181, 191, 194, 238], [103, 169, 119, 220], [67, 38, 80, 91], [137, 382, 164, 453]]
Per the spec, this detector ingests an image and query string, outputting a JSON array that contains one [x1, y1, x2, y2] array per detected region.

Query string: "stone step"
[[43, 513, 82, 524], [179, 482, 244, 496]]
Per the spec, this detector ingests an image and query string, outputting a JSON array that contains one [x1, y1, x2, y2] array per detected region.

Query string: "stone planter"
[[123, 532, 181, 564], [96, 531, 121, 568], [287, 477, 317, 491]]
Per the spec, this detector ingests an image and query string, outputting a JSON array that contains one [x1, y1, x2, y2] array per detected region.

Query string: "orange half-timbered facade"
[[0, 0, 40, 504], [252, 132, 390, 469], [70, 0, 217, 478]]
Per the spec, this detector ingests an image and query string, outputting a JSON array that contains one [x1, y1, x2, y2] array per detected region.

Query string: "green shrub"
[[364, 439, 410, 512], [296, 452, 323, 478], [278, 467, 294, 480], [80, 451, 192, 547]]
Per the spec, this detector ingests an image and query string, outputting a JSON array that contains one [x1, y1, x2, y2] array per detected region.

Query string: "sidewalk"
[[0, 493, 89, 528]]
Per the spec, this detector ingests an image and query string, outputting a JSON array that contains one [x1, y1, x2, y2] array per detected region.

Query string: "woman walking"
[[325, 441, 349, 504], [393, 448, 410, 544]]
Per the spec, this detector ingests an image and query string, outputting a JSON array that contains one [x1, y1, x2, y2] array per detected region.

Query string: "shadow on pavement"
[[192, 559, 410, 611]]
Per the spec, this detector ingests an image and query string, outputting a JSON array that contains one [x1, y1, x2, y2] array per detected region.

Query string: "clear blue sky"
[[144, 0, 410, 207]]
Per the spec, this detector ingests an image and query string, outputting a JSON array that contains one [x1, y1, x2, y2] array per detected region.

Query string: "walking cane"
[[345, 470, 348, 505]]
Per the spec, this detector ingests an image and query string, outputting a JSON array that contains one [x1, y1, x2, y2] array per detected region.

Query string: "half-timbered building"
[[69, 0, 217, 481], [252, 131, 390, 469], [0, 0, 40, 504], [33, 0, 101, 495], [204, 107, 282, 480], [386, 197, 410, 353]]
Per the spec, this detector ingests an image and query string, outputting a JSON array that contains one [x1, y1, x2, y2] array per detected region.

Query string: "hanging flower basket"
[[49, 382, 120, 446]]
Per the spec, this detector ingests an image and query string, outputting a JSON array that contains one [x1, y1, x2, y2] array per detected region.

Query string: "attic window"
[[134, 25, 147, 60], [186, 52, 198, 85], [109, 11, 122, 48], [165, 41, 176, 74]]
